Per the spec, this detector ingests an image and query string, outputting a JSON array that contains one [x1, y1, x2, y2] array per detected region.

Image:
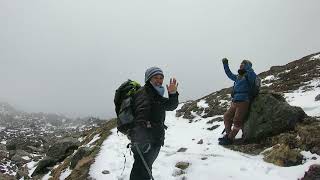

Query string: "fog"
[[0, 0, 319, 118]]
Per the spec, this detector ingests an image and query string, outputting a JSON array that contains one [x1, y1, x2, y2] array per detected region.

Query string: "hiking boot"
[[218, 135, 228, 141], [218, 137, 233, 145]]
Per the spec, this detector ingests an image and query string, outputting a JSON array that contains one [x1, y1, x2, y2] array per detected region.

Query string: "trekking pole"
[[134, 144, 155, 180]]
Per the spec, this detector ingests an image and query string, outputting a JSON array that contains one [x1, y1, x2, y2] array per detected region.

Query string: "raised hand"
[[222, 58, 229, 64], [166, 78, 178, 94]]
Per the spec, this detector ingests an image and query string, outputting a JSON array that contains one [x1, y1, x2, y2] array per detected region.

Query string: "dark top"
[[129, 82, 179, 146]]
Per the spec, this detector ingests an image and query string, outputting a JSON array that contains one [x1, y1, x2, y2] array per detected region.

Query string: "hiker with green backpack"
[[218, 58, 260, 145], [115, 67, 179, 180]]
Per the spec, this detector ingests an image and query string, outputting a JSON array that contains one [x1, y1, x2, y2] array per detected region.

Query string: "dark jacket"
[[223, 63, 257, 102], [129, 82, 179, 146]]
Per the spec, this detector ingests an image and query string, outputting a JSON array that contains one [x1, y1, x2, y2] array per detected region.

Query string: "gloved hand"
[[222, 58, 228, 64]]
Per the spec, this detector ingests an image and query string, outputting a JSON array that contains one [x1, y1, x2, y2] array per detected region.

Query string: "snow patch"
[[22, 156, 31, 161], [27, 161, 38, 177], [285, 79, 320, 116], [59, 168, 72, 180], [285, 69, 291, 73], [310, 54, 320, 60], [262, 82, 273, 87], [78, 137, 85, 142], [262, 75, 279, 82], [86, 134, 101, 147], [197, 100, 209, 109]]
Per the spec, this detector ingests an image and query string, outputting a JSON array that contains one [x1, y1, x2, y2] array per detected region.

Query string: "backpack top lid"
[[114, 79, 141, 115]]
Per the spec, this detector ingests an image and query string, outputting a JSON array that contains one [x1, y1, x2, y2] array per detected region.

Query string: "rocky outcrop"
[[295, 119, 320, 155], [32, 157, 57, 177], [242, 93, 306, 142], [176, 88, 231, 120], [6, 138, 42, 152], [262, 144, 303, 167], [32, 137, 80, 177], [259, 52, 320, 93], [70, 147, 91, 169], [47, 137, 80, 162]]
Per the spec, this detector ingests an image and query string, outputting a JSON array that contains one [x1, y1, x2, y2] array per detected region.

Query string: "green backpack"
[[114, 80, 141, 134]]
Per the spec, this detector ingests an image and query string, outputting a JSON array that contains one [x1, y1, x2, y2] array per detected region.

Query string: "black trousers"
[[130, 143, 161, 180]]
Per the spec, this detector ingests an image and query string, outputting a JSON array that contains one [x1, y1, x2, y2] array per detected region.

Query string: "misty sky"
[[1, 0, 319, 118]]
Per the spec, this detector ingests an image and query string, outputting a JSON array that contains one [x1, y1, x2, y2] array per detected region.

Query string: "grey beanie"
[[145, 67, 164, 82]]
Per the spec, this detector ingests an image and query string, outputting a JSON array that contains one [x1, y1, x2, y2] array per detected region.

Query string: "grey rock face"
[[243, 93, 306, 142]]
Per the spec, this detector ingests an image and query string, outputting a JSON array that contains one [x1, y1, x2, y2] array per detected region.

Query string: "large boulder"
[[46, 137, 80, 162], [70, 147, 91, 169], [6, 138, 41, 151], [11, 154, 31, 166], [243, 93, 306, 142], [31, 157, 56, 177]]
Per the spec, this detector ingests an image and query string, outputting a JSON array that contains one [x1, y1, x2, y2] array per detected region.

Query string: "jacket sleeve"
[[223, 64, 237, 81], [164, 92, 179, 111], [133, 90, 151, 123], [244, 64, 257, 86]]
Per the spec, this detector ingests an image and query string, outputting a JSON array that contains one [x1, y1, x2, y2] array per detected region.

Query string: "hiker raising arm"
[[222, 58, 237, 81], [129, 67, 179, 180], [218, 59, 257, 145]]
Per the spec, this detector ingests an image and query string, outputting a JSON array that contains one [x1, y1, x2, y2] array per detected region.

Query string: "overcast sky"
[[0, 0, 319, 118]]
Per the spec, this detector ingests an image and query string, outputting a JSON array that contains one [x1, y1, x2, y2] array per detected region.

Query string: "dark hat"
[[145, 67, 164, 82], [241, 60, 252, 67]]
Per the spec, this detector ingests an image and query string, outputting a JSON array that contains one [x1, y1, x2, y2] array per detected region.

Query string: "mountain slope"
[[87, 53, 320, 180]]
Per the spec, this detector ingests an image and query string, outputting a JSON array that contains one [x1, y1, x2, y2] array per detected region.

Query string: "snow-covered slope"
[[88, 53, 320, 180], [284, 79, 320, 117], [89, 101, 320, 180]]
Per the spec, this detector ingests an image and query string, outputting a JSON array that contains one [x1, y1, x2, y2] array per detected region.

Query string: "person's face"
[[240, 63, 245, 69], [150, 74, 164, 86]]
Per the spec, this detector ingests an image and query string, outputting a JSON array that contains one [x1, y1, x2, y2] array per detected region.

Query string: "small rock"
[[172, 169, 185, 177], [315, 94, 320, 101], [207, 125, 220, 131], [312, 157, 317, 160], [175, 162, 190, 170], [201, 157, 208, 160], [197, 139, 203, 144], [177, 148, 188, 152], [102, 170, 110, 174], [206, 117, 224, 124]]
